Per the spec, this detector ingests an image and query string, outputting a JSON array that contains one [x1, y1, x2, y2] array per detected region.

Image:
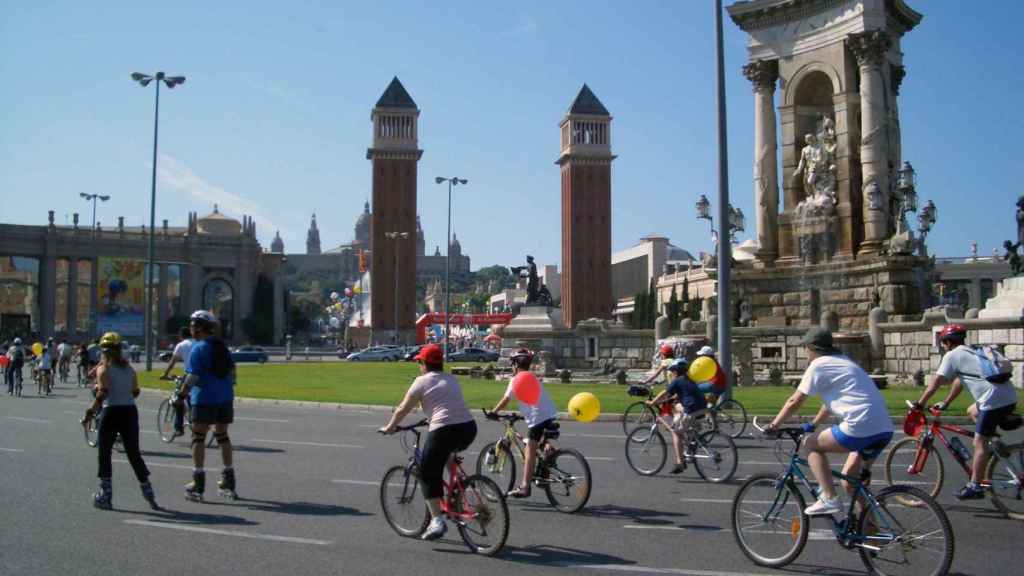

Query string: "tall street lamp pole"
[[384, 231, 410, 345], [434, 176, 467, 361], [132, 71, 185, 372], [80, 193, 111, 238], [714, 0, 733, 397]]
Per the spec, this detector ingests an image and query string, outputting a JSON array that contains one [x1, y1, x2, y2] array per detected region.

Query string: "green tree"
[[242, 275, 275, 344], [667, 285, 680, 329]]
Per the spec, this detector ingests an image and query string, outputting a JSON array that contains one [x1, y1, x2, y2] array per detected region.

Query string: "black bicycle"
[[622, 383, 747, 439], [156, 376, 215, 446]]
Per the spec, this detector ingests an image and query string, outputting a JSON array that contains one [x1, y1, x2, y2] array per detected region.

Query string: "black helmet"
[[510, 348, 534, 369]]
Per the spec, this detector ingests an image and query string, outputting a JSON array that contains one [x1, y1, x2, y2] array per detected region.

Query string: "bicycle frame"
[[400, 427, 481, 525], [907, 407, 983, 479], [768, 447, 898, 550]]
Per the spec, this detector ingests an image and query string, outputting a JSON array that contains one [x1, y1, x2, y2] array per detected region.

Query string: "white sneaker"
[[421, 516, 447, 541], [804, 496, 842, 516]]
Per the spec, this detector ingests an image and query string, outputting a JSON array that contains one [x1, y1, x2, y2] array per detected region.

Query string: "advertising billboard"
[[97, 257, 145, 336]]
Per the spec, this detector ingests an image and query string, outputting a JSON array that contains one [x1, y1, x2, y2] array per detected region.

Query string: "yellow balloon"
[[353, 286, 362, 294], [568, 392, 600, 423], [32, 342, 43, 356], [688, 356, 717, 382]]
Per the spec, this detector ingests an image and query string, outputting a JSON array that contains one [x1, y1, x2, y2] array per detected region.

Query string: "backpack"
[[11, 346, 24, 362], [961, 345, 1013, 384]]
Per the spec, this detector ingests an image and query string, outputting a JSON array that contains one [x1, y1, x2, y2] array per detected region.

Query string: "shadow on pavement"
[[208, 497, 372, 518], [783, 565, 973, 576], [229, 444, 287, 454], [141, 450, 193, 460], [574, 503, 689, 525], [115, 507, 259, 526], [435, 543, 633, 567]]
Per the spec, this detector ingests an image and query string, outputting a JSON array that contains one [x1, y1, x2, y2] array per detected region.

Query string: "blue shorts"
[[830, 426, 893, 460], [976, 403, 1017, 437]]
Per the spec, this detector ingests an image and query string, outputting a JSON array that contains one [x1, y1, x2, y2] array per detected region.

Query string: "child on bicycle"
[[914, 323, 1018, 500], [487, 348, 558, 498], [641, 343, 677, 389], [647, 358, 707, 474]]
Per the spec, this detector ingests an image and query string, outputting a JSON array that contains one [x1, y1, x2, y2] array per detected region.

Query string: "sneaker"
[[507, 486, 531, 499], [670, 463, 686, 474], [421, 516, 447, 541], [955, 482, 985, 500], [804, 495, 842, 516]]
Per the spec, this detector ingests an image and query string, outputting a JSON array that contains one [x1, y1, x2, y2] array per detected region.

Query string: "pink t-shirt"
[[406, 372, 474, 431]]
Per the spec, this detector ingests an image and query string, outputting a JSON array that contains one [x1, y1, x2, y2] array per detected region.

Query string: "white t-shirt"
[[798, 354, 893, 437], [937, 345, 1017, 411], [58, 343, 71, 359], [504, 377, 558, 428], [406, 372, 474, 431], [173, 339, 194, 364]]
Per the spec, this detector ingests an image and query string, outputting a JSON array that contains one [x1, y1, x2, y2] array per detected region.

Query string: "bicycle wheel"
[[986, 442, 1024, 520], [156, 399, 177, 443], [732, 472, 809, 568], [541, 448, 592, 513], [621, 401, 657, 438], [454, 475, 509, 556], [475, 441, 516, 494], [714, 399, 747, 439], [883, 436, 944, 502], [693, 431, 737, 483], [858, 485, 954, 576], [625, 427, 666, 476], [379, 465, 429, 537]]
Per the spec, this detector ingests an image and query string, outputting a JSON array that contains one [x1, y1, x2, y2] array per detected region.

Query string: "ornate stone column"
[[744, 59, 780, 263], [848, 31, 892, 255]]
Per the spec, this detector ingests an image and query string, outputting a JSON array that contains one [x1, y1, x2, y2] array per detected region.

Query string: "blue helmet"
[[667, 358, 689, 374]]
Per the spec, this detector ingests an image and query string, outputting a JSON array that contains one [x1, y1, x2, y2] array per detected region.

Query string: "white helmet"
[[697, 345, 714, 357], [189, 310, 218, 328], [13, 338, 22, 345], [330, 291, 339, 301]]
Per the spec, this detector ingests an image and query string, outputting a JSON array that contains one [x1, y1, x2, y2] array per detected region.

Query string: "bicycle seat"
[[541, 421, 561, 441]]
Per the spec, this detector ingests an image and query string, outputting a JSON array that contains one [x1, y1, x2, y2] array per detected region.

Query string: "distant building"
[[611, 235, 695, 322]]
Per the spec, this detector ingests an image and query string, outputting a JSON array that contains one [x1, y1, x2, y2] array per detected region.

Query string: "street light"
[[434, 176, 468, 360], [384, 231, 410, 345], [80, 193, 111, 237], [132, 71, 185, 371], [695, 195, 743, 245], [917, 199, 937, 255]]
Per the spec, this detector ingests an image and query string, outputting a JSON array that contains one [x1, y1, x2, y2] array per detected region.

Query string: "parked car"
[[158, 351, 173, 362], [346, 345, 403, 362], [336, 346, 351, 359], [402, 345, 424, 362], [448, 347, 499, 363], [231, 345, 269, 364]]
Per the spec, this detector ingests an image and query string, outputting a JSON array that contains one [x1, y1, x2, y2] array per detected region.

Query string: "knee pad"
[[191, 432, 206, 447], [214, 432, 230, 445]]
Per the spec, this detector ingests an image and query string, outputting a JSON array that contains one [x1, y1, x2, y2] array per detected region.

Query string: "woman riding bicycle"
[[81, 331, 157, 510], [379, 343, 477, 541], [764, 327, 893, 516], [647, 358, 707, 474], [487, 347, 558, 498]]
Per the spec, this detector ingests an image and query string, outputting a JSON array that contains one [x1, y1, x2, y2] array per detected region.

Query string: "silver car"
[[345, 345, 403, 362]]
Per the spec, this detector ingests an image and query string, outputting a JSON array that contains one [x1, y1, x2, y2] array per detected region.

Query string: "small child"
[[648, 358, 708, 473]]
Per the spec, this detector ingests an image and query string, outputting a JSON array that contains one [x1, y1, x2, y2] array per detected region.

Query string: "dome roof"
[[197, 204, 242, 236]]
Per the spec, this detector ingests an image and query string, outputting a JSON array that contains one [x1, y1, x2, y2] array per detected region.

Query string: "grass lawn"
[[139, 362, 973, 417]]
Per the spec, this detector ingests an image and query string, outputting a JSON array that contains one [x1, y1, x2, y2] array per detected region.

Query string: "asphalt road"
[[2, 379, 1021, 576]]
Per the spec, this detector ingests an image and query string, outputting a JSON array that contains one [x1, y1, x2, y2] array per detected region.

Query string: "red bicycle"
[[379, 419, 509, 555], [884, 400, 1024, 519]]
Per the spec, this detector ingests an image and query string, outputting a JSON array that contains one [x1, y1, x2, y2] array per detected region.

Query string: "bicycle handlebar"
[[378, 419, 429, 435], [482, 409, 523, 423], [752, 416, 805, 443]]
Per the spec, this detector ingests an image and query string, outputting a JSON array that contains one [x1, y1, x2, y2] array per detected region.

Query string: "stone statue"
[[793, 116, 838, 207], [1004, 240, 1023, 276], [510, 255, 541, 304], [793, 133, 822, 199], [536, 284, 553, 307]]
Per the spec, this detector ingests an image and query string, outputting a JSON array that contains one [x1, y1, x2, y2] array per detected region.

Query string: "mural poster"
[[97, 258, 145, 336]]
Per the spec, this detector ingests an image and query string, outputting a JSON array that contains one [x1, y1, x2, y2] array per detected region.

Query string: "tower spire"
[[306, 213, 321, 255]]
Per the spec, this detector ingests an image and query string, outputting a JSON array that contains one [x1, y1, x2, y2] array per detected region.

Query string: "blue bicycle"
[[732, 418, 954, 575]]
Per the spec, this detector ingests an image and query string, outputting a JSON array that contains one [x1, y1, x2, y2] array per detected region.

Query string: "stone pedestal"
[[505, 306, 558, 333], [979, 277, 1024, 320]]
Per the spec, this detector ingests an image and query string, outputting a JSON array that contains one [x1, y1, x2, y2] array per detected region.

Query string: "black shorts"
[[191, 402, 234, 425], [528, 419, 556, 442], [977, 403, 1017, 437]]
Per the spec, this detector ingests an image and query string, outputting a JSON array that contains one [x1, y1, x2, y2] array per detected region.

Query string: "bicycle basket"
[[627, 385, 648, 397], [903, 410, 926, 436]]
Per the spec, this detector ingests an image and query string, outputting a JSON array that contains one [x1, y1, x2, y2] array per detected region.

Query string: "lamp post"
[[434, 176, 468, 361], [132, 71, 185, 371], [80, 193, 111, 238], [384, 231, 410, 345], [696, 195, 744, 248], [895, 161, 917, 234], [714, 0, 733, 399], [917, 199, 937, 255]]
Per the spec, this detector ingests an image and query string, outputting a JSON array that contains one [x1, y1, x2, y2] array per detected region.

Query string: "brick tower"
[[368, 77, 421, 343], [558, 84, 615, 328]]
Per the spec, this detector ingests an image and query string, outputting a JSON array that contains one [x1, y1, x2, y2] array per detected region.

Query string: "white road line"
[[0, 447, 25, 453], [553, 563, 776, 576], [123, 520, 333, 546], [587, 456, 617, 461], [250, 438, 363, 449], [115, 459, 192, 470], [565, 433, 627, 439], [4, 416, 51, 423], [623, 525, 722, 532], [331, 479, 381, 486]]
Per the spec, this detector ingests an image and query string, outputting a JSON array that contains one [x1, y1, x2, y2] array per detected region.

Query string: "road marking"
[[234, 416, 290, 423], [115, 458, 192, 470], [123, 520, 333, 546], [250, 438, 363, 449], [553, 563, 777, 575], [4, 416, 51, 423], [0, 447, 25, 453], [566, 433, 627, 439], [623, 525, 722, 532], [331, 479, 381, 486], [587, 456, 617, 461]]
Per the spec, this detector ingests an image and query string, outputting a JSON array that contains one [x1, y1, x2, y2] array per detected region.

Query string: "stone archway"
[[203, 277, 234, 340]]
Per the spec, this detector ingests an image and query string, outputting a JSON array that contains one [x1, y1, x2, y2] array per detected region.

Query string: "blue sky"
[[2, 1, 1021, 271]]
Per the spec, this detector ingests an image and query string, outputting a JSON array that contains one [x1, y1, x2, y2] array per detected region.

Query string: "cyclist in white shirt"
[[915, 323, 1018, 499], [160, 326, 195, 437], [766, 327, 894, 515]]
